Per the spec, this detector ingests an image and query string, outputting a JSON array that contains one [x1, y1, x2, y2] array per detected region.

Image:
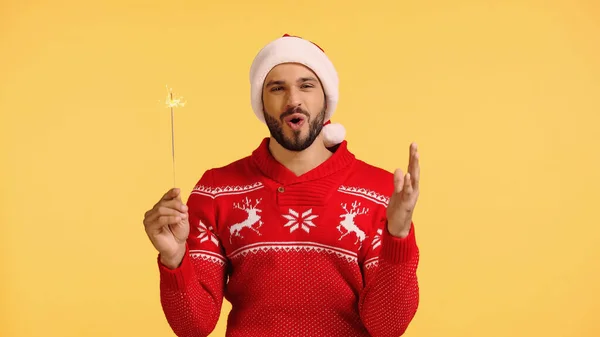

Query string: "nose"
[[285, 88, 302, 109]]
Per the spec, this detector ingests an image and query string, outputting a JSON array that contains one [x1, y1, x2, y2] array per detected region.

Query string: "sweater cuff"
[[381, 222, 418, 264], [157, 245, 195, 291]]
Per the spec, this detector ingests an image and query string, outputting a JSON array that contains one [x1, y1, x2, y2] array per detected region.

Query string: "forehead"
[[265, 62, 319, 81]]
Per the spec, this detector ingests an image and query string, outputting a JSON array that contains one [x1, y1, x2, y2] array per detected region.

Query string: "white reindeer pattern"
[[338, 201, 369, 247], [229, 197, 263, 243]]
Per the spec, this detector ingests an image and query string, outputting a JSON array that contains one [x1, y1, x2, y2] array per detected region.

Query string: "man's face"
[[262, 63, 326, 152]]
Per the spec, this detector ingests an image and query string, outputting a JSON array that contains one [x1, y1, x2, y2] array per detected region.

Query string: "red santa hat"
[[249, 34, 346, 148]]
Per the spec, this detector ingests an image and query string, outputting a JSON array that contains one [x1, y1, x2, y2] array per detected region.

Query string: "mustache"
[[280, 106, 310, 121]]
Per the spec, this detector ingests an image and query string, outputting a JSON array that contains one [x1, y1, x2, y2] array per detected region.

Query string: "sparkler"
[[165, 85, 186, 187]]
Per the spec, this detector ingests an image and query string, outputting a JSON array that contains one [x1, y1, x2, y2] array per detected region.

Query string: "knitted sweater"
[[157, 138, 420, 337]]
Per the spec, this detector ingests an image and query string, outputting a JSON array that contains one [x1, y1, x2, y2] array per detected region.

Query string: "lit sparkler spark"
[[165, 85, 185, 187], [165, 85, 186, 108]]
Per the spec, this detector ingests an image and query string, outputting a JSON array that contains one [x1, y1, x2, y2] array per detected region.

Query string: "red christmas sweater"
[[157, 138, 420, 337]]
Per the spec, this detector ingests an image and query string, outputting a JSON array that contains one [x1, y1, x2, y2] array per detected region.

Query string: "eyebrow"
[[265, 77, 319, 88]]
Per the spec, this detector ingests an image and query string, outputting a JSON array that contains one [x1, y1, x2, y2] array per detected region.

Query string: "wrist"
[[159, 245, 186, 269], [387, 221, 411, 238], [389, 229, 410, 238]]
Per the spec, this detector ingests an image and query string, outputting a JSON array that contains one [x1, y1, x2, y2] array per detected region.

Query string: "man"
[[143, 34, 421, 337]]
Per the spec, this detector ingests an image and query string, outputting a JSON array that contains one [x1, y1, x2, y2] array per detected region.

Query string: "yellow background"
[[2, 0, 599, 336]]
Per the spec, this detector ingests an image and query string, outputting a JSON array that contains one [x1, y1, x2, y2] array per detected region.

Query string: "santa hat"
[[249, 34, 346, 148]]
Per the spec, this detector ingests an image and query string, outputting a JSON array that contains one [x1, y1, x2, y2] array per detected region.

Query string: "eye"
[[301, 84, 314, 89], [270, 86, 283, 92]]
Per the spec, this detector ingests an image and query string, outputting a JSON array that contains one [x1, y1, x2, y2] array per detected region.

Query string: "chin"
[[281, 133, 314, 152], [266, 117, 319, 152], [285, 133, 307, 145]]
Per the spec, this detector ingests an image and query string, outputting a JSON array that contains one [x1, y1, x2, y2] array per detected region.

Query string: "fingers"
[[145, 191, 189, 231], [404, 172, 413, 196], [160, 198, 188, 213], [408, 142, 420, 191], [157, 189, 187, 215], [146, 214, 188, 233], [393, 168, 404, 194], [160, 188, 181, 202], [392, 169, 415, 204], [408, 142, 417, 165], [154, 202, 188, 220], [393, 142, 421, 198]]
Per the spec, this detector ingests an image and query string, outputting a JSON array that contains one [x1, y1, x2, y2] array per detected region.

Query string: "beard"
[[264, 105, 326, 152]]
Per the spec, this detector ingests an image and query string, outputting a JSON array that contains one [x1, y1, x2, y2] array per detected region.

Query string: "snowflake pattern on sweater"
[[158, 138, 420, 337]]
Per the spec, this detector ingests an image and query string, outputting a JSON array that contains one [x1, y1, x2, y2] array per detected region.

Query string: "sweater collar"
[[251, 137, 356, 185]]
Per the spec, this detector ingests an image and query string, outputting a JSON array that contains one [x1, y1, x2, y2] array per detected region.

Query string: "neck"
[[268, 135, 333, 176]]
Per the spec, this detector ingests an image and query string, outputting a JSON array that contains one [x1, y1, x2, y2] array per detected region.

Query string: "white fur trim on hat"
[[249, 35, 345, 146]]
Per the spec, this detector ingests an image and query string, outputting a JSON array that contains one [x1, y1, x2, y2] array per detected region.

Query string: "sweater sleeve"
[[158, 169, 228, 337], [358, 219, 420, 337]]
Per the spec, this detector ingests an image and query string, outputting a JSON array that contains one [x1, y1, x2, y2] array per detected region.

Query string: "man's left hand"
[[386, 142, 420, 238]]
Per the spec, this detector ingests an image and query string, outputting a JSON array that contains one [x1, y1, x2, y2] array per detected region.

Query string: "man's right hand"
[[143, 188, 190, 269]]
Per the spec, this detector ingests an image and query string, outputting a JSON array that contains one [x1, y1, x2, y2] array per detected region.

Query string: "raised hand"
[[143, 188, 190, 268], [386, 142, 420, 238]]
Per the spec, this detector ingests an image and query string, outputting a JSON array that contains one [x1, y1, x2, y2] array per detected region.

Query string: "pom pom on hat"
[[249, 34, 345, 147], [322, 120, 346, 148]]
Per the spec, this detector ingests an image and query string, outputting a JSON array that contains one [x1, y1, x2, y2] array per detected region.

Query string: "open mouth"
[[284, 113, 306, 129]]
